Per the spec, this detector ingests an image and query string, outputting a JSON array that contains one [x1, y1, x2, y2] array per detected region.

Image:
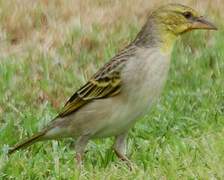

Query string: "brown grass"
[[0, 0, 222, 57]]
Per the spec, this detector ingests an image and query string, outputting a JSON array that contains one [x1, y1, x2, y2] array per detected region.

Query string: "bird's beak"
[[191, 17, 218, 30]]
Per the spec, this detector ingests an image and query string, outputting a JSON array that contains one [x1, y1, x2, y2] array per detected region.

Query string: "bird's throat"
[[159, 30, 178, 54]]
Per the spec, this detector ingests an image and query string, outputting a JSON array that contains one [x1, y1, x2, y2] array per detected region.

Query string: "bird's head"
[[135, 4, 217, 53], [153, 4, 217, 35]]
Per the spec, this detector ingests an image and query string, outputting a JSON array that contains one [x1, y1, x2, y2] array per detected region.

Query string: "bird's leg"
[[75, 135, 89, 167], [113, 132, 132, 169]]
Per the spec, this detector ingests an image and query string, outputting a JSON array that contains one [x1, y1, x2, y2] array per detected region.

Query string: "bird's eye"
[[183, 11, 193, 19]]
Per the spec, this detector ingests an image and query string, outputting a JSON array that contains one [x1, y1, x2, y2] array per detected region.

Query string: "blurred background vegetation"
[[0, 0, 223, 179]]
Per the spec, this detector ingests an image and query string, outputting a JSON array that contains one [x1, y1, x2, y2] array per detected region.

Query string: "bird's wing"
[[59, 70, 122, 117], [58, 45, 135, 118]]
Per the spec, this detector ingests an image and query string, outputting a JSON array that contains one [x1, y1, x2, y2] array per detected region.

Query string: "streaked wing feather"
[[59, 69, 122, 117], [59, 96, 89, 117]]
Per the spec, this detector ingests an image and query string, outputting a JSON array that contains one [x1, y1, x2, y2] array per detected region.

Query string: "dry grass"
[[0, 0, 222, 56]]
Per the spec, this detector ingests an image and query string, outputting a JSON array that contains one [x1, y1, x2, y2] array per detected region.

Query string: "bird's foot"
[[75, 153, 84, 169], [114, 149, 133, 170]]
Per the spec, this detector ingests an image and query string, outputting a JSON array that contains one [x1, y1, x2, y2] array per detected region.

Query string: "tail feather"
[[8, 131, 46, 155]]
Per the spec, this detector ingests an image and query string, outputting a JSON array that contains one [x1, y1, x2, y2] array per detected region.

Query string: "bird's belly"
[[92, 90, 161, 138], [89, 97, 141, 138]]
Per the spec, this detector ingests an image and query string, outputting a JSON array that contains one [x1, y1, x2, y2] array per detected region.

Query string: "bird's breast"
[[122, 48, 171, 114]]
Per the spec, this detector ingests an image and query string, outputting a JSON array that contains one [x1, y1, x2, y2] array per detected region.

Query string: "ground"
[[0, 0, 224, 179]]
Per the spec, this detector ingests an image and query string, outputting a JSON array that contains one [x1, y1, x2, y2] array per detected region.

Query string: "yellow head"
[[135, 4, 217, 53], [153, 4, 217, 35]]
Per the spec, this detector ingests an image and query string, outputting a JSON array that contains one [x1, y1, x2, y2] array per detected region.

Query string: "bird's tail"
[[8, 131, 46, 155]]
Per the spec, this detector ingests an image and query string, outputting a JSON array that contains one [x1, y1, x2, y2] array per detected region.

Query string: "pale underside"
[[45, 47, 171, 140]]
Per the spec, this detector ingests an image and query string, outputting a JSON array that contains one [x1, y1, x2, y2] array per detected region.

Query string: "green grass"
[[0, 11, 224, 180]]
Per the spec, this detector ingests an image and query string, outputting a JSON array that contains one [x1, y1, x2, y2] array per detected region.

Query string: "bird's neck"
[[133, 18, 178, 54], [159, 29, 178, 53]]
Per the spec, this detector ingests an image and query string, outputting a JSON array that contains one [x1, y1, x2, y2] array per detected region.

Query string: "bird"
[[8, 4, 217, 167]]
